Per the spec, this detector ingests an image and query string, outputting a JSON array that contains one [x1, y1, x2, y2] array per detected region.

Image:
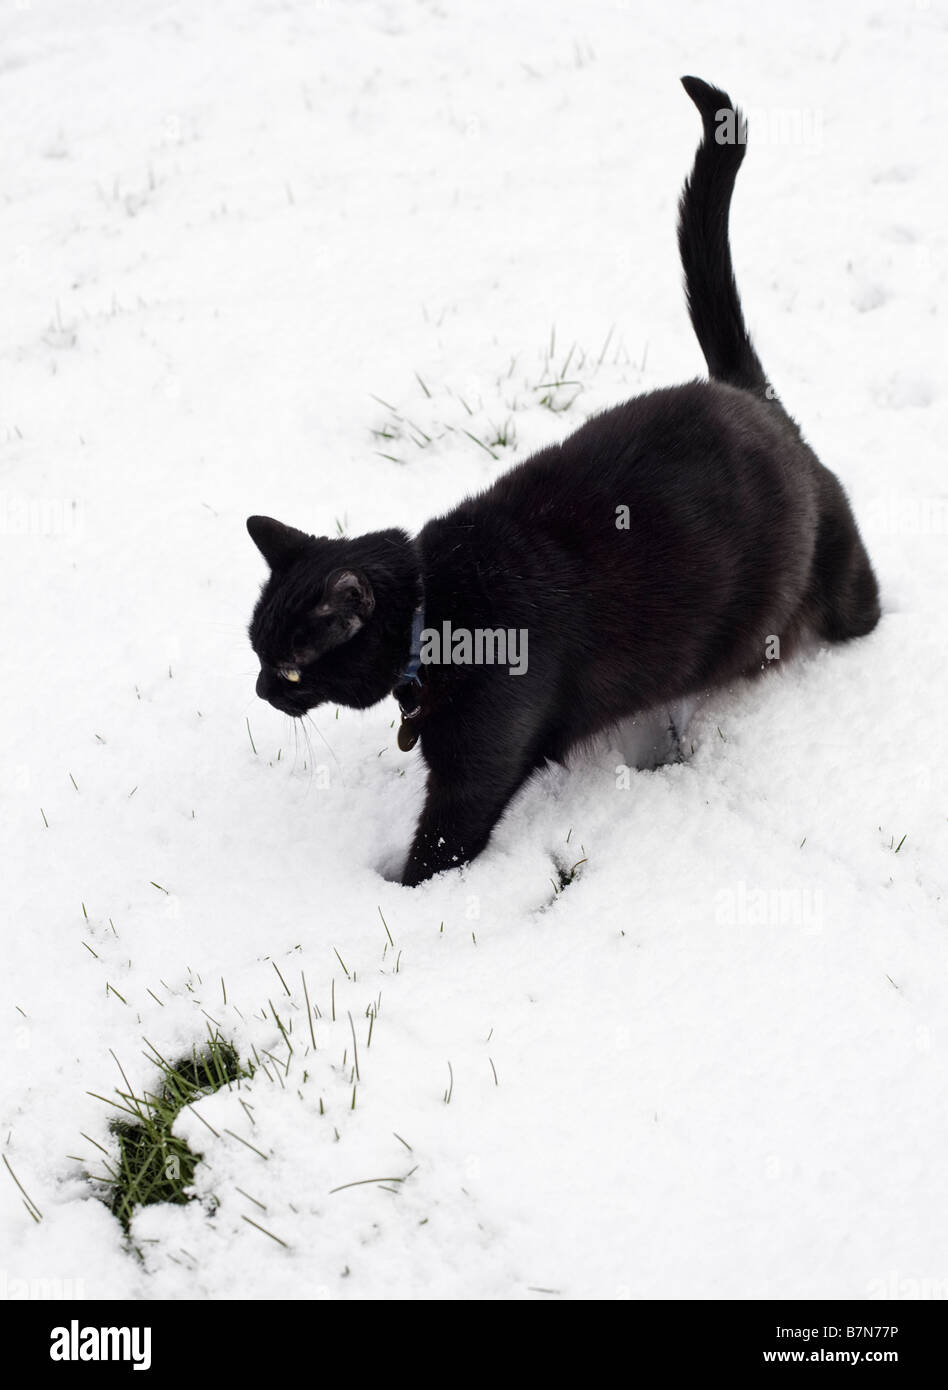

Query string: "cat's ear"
[[246, 515, 310, 570], [313, 569, 375, 643]]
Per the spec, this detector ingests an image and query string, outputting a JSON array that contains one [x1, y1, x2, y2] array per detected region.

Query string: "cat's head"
[[246, 515, 418, 716]]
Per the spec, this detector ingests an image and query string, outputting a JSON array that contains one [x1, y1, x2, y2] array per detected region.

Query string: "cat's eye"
[[280, 667, 301, 683]]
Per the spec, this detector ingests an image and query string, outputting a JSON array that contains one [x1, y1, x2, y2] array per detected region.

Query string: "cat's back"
[[485, 379, 816, 511], [420, 377, 823, 625]]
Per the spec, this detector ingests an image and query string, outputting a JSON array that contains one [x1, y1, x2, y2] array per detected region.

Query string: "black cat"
[[246, 77, 880, 887]]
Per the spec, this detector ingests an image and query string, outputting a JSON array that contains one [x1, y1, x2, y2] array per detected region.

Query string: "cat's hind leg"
[[806, 478, 881, 642]]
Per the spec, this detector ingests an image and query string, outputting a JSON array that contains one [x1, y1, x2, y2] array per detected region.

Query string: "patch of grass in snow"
[[88, 1030, 247, 1235], [369, 325, 630, 466], [550, 832, 588, 897]]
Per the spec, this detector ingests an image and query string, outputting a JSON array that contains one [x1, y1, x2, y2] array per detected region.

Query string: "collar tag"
[[397, 717, 419, 752]]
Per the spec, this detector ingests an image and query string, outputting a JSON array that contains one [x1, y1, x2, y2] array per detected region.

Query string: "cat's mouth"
[[265, 696, 306, 718]]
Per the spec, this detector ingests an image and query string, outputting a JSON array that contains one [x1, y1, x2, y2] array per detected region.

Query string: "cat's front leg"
[[401, 755, 533, 887]]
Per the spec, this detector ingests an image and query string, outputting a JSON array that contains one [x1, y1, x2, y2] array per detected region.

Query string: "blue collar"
[[398, 600, 425, 689]]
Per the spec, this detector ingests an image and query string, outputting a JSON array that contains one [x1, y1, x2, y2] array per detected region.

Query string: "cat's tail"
[[677, 76, 770, 401]]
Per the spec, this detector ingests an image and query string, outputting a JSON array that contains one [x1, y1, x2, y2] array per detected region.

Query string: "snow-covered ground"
[[2, 0, 946, 1300]]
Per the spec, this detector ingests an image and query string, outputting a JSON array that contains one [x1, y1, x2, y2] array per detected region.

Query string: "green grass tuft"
[[91, 1031, 247, 1234]]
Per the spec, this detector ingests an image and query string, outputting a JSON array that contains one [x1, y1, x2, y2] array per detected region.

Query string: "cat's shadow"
[[376, 849, 409, 885]]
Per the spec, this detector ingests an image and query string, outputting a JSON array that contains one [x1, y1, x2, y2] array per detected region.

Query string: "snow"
[[2, 0, 946, 1300]]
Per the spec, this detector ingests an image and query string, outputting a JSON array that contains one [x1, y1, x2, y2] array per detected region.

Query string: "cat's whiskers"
[[285, 716, 312, 790], [303, 713, 344, 779], [295, 718, 316, 789]]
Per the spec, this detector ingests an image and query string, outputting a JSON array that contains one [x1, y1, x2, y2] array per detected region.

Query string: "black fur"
[[246, 77, 880, 886]]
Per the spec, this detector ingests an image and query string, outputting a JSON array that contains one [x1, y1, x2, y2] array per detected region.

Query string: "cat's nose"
[[255, 670, 269, 700]]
